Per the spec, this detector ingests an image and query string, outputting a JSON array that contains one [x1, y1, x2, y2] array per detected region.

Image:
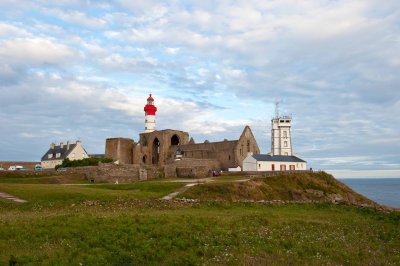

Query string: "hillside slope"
[[178, 171, 381, 208]]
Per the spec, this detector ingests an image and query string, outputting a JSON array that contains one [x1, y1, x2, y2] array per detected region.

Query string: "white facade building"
[[40, 140, 89, 169], [243, 154, 307, 172]]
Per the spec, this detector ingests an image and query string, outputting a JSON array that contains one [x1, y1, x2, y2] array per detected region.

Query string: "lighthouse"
[[144, 94, 157, 133]]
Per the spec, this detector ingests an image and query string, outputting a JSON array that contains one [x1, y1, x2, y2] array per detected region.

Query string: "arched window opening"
[[171, 135, 180, 145], [142, 155, 147, 163], [152, 138, 160, 164], [247, 141, 250, 152]]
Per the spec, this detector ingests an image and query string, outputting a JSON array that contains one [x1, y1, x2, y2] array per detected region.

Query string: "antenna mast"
[[275, 100, 279, 119]]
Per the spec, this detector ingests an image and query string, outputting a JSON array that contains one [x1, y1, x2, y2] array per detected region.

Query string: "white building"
[[243, 154, 306, 171], [242, 103, 307, 172], [40, 140, 89, 169]]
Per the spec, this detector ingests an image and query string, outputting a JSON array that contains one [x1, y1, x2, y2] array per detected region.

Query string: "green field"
[[1, 175, 399, 265]]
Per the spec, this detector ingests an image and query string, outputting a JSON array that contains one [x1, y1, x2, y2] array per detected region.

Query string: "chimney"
[[60, 142, 64, 149], [50, 143, 55, 149], [76, 140, 81, 146], [67, 141, 70, 150]]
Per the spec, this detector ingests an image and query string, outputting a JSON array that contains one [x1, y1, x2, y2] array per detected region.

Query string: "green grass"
[[1, 200, 399, 265], [0, 175, 399, 265], [0, 182, 184, 209], [0, 173, 88, 184]]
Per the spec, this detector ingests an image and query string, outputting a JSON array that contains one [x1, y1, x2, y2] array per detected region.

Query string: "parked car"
[[34, 164, 42, 171], [8, 165, 24, 171]]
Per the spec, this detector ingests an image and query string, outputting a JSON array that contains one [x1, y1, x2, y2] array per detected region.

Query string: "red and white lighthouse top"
[[144, 94, 157, 115]]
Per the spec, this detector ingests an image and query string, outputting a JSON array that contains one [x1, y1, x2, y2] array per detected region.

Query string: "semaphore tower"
[[144, 94, 157, 133], [271, 101, 292, 156]]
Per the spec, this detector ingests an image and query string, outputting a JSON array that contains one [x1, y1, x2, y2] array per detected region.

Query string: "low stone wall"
[[66, 163, 162, 183], [166, 158, 221, 178], [0, 169, 57, 177]]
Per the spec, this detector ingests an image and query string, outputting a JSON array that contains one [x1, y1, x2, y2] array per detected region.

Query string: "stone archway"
[[152, 137, 160, 164]]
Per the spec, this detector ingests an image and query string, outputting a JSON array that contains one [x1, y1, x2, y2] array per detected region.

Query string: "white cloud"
[[42, 8, 107, 28], [0, 23, 31, 37], [0, 37, 79, 66]]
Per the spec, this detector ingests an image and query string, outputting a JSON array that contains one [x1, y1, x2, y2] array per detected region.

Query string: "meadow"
[[1, 174, 399, 265]]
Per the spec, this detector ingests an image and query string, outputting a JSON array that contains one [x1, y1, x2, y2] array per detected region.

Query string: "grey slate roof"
[[252, 154, 306, 163], [41, 144, 77, 161]]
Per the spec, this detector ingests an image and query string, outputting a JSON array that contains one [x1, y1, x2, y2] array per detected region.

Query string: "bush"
[[55, 157, 113, 169]]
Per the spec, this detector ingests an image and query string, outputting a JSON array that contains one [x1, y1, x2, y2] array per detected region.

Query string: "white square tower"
[[271, 103, 292, 156]]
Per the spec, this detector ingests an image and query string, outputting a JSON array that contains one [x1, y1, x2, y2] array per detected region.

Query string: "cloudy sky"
[[0, 0, 399, 175]]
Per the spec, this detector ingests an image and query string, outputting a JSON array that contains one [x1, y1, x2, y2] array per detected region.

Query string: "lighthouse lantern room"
[[144, 94, 157, 133]]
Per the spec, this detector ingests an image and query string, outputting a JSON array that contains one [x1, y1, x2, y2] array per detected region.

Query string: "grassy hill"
[[179, 171, 378, 207]]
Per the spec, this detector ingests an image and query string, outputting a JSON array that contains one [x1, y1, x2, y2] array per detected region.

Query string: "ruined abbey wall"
[[105, 138, 135, 164]]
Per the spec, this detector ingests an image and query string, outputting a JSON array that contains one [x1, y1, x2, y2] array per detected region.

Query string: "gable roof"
[[41, 143, 77, 161], [252, 154, 306, 163]]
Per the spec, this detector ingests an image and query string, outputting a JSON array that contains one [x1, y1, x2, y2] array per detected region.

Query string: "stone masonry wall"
[[165, 158, 221, 178], [105, 138, 135, 164], [67, 163, 162, 183]]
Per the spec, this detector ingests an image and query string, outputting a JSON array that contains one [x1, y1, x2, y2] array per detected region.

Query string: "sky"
[[0, 0, 399, 176]]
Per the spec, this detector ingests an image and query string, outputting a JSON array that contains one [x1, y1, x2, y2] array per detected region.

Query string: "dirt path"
[[0, 191, 27, 203], [161, 183, 199, 200], [161, 177, 251, 200]]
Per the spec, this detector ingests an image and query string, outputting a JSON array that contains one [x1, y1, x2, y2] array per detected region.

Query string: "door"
[[271, 164, 275, 171]]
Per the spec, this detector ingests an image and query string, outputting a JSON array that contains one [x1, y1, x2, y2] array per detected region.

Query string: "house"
[[242, 154, 307, 172], [41, 140, 89, 169]]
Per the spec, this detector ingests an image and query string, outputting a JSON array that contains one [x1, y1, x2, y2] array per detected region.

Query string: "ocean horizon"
[[339, 177, 400, 208]]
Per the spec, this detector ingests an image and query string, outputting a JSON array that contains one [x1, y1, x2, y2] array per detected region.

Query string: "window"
[[228, 155, 231, 160], [258, 164, 261, 168], [283, 131, 287, 138], [285, 152, 288, 156], [284, 141, 288, 147], [48, 154, 53, 159], [56, 153, 61, 158]]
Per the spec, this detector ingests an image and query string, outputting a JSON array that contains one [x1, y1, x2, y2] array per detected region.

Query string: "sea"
[[339, 178, 400, 208]]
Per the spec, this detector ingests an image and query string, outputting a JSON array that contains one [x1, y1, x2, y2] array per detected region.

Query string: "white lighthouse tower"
[[271, 102, 292, 156], [144, 94, 157, 133]]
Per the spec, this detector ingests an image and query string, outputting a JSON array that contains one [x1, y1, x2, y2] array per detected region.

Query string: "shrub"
[[55, 157, 113, 169]]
